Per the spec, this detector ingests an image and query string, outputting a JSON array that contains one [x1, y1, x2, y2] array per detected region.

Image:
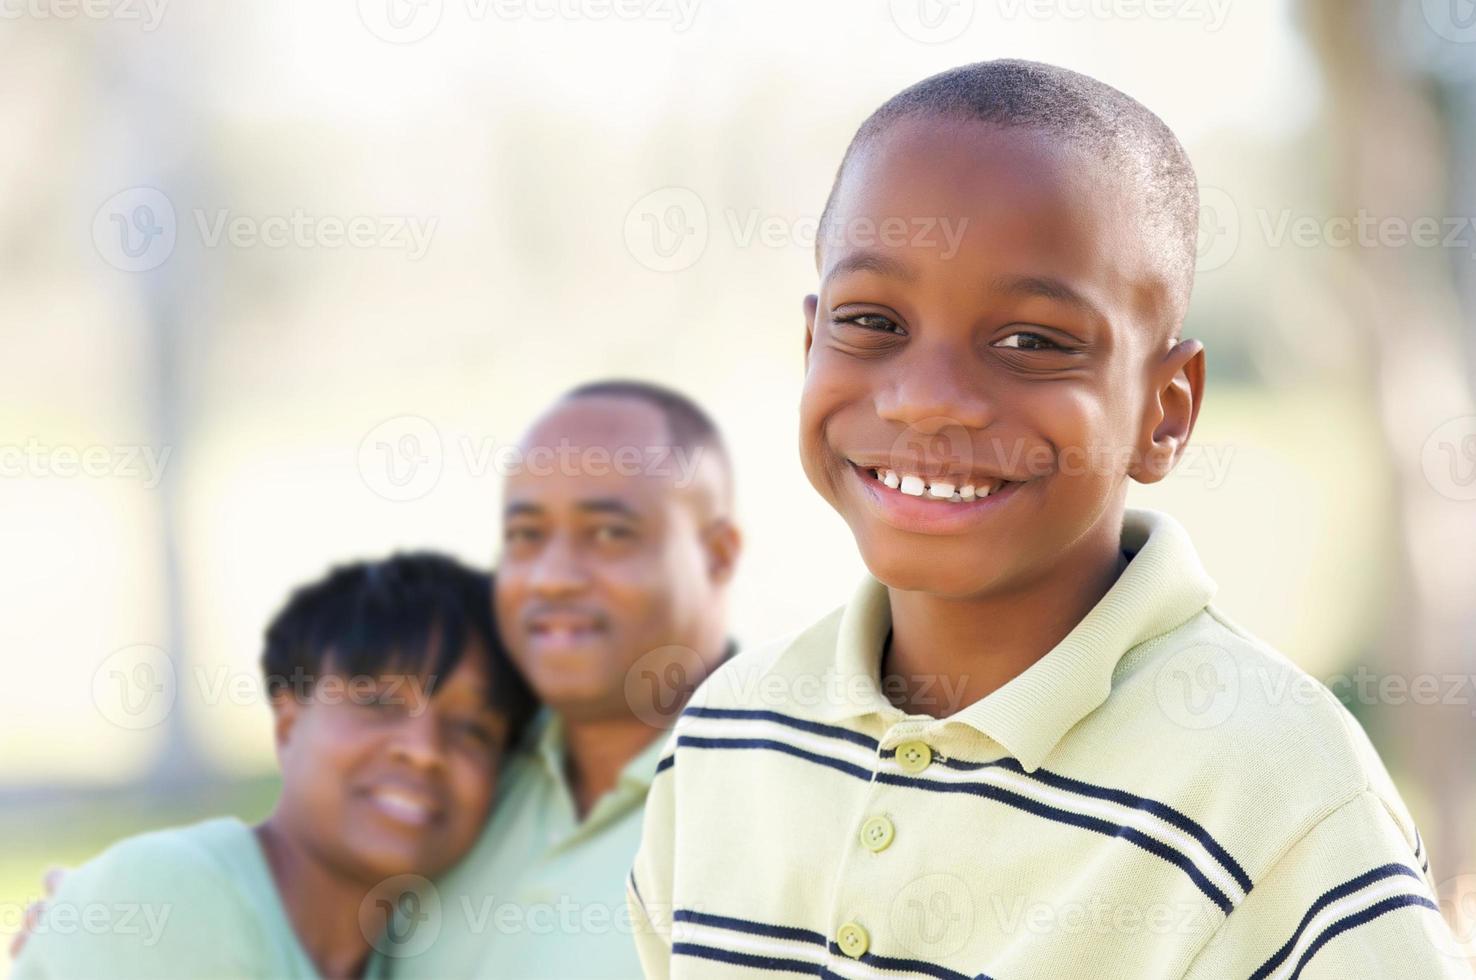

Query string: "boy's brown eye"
[[994, 330, 1064, 351], [834, 312, 902, 334]]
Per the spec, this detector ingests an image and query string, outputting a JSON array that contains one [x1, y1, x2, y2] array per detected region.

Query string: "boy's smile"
[[802, 115, 1200, 597]]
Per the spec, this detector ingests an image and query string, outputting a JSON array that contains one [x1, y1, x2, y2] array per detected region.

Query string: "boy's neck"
[[254, 817, 381, 980], [883, 515, 1129, 719]]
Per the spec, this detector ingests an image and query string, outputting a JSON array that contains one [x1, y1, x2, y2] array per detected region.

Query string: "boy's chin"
[[853, 530, 1010, 598]]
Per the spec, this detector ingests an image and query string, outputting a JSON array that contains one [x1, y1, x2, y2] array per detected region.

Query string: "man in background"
[[397, 379, 741, 978]]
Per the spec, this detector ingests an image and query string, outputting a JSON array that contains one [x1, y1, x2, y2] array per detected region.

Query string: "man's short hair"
[[563, 379, 733, 501]]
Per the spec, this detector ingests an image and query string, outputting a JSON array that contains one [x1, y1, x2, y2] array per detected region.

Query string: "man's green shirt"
[[392, 708, 665, 979]]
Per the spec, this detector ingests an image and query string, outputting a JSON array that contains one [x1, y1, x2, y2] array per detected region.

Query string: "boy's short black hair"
[[819, 59, 1200, 334], [261, 552, 536, 735]]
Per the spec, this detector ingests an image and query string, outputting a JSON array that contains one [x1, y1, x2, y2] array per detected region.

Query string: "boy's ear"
[[701, 517, 742, 587], [803, 294, 819, 366], [1131, 338, 1205, 485], [269, 691, 302, 756]]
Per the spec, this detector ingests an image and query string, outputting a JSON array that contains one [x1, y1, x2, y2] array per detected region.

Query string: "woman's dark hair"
[[261, 552, 536, 737]]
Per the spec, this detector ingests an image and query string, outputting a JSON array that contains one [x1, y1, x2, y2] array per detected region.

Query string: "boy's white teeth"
[[865, 465, 1005, 503]]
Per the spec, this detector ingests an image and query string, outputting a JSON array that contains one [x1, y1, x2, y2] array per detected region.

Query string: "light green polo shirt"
[[12, 816, 346, 980], [630, 509, 1470, 979], [391, 708, 665, 979]]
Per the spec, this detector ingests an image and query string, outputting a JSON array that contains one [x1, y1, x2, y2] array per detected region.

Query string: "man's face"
[[495, 397, 726, 724], [273, 649, 506, 884], [802, 117, 1183, 598]]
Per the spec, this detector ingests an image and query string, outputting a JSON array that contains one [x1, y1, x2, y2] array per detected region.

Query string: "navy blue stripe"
[[675, 909, 828, 946], [876, 749, 1250, 894], [672, 732, 1233, 913], [676, 735, 875, 782], [875, 770, 1233, 913], [1285, 894, 1440, 980], [827, 943, 990, 980], [1001, 759, 1252, 893], [673, 911, 989, 980], [655, 753, 674, 775], [693, 706, 1247, 894], [673, 942, 820, 976], [1249, 864, 1424, 979], [682, 706, 881, 750]]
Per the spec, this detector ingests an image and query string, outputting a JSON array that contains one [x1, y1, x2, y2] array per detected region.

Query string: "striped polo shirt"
[[628, 509, 1470, 979]]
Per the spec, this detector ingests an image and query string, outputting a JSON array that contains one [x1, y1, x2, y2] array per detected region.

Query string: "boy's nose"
[[873, 349, 994, 432]]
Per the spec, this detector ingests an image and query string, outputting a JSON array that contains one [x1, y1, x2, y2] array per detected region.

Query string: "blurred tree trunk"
[[1300, 0, 1476, 892]]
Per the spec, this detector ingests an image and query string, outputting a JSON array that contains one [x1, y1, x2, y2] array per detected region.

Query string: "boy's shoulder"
[[1096, 604, 1422, 874]]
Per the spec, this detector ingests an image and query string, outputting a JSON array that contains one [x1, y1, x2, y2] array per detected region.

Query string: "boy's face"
[[272, 648, 506, 884], [802, 117, 1201, 597]]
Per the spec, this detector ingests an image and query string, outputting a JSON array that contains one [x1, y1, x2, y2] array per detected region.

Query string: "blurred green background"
[[4, 0, 1475, 972]]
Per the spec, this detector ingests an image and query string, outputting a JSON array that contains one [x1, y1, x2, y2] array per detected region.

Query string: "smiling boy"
[[628, 61, 1469, 979]]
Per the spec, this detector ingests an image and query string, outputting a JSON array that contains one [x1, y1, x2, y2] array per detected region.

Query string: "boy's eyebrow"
[[504, 501, 544, 519], [825, 250, 917, 283], [992, 274, 1105, 321]]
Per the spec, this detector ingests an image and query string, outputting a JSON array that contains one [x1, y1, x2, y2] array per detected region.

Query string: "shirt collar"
[[527, 638, 741, 793], [787, 509, 1216, 772]]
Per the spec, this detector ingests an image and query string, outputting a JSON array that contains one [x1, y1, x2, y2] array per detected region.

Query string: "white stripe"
[[673, 919, 826, 966], [675, 712, 1245, 905], [1266, 874, 1426, 980]]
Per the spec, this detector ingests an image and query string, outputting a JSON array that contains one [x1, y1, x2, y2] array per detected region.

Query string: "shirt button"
[[836, 921, 869, 959], [895, 740, 933, 773], [860, 815, 895, 852]]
